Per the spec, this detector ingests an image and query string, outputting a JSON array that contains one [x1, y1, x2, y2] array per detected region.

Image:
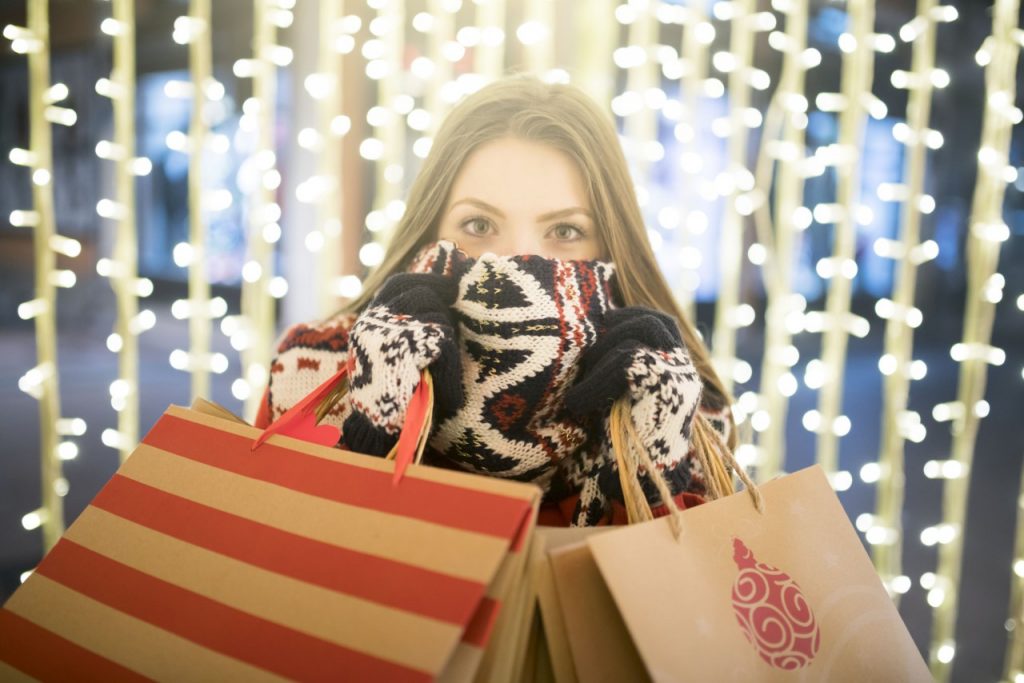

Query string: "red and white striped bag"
[[0, 367, 540, 682]]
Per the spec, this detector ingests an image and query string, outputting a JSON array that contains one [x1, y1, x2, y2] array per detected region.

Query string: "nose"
[[509, 227, 543, 257]]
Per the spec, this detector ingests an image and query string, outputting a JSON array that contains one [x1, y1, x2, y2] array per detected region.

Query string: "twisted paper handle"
[[253, 360, 434, 486], [609, 396, 763, 539]]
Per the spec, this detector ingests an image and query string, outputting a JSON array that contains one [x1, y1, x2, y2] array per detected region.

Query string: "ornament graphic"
[[731, 537, 821, 670]]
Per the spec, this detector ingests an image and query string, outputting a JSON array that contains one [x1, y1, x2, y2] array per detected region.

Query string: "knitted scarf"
[[405, 240, 621, 492]]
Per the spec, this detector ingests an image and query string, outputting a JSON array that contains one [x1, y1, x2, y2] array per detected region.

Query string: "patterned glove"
[[342, 272, 464, 456], [562, 307, 705, 525]]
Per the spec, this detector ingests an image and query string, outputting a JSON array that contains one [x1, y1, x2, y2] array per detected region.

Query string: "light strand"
[[710, 0, 764, 396], [363, 0, 406, 266], [423, 0, 456, 141], [930, 0, 1020, 677], [473, 0, 505, 81], [622, 0, 658, 187], [239, 0, 291, 420], [673, 0, 715, 319], [296, 0, 352, 315], [183, 0, 214, 402], [8, 0, 73, 552], [811, 0, 877, 478], [874, 0, 955, 602], [522, 0, 554, 76], [752, 0, 812, 479], [574, 0, 616, 109]]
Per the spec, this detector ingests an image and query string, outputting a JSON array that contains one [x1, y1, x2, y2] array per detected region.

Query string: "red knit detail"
[[271, 361, 285, 374], [297, 357, 321, 372], [278, 323, 351, 353]]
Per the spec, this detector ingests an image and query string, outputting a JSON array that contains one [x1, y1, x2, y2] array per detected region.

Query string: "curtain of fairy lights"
[[928, 0, 1020, 676], [6, 0, 81, 553]]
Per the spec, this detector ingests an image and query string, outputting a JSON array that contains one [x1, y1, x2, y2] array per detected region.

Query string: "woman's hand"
[[342, 272, 464, 456], [562, 306, 706, 523], [563, 306, 686, 417]]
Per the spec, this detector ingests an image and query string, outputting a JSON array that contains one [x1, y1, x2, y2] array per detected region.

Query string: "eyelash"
[[458, 215, 588, 241]]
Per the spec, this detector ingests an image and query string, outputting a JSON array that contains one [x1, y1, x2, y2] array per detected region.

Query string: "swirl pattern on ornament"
[[731, 537, 821, 670]]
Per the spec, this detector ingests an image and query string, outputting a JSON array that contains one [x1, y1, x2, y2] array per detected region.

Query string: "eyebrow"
[[447, 198, 593, 221]]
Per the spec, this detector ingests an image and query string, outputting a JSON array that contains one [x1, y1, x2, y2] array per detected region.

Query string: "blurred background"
[[0, 0, 1022, 681]]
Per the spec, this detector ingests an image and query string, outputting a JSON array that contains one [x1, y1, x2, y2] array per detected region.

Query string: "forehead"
[[446, 137, 591, 211]]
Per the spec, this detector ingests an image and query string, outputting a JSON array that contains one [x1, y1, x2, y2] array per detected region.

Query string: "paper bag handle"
[[252, 359, 435, 485], [609, 397, 764, 538]]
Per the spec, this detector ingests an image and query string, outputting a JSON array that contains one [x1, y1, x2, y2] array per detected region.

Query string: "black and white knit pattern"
[[346, 305, 451, 437]]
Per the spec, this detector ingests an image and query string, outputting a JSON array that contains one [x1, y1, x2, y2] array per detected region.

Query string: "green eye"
[[462, 217, 491, 236], [552, 224, 584, 240]]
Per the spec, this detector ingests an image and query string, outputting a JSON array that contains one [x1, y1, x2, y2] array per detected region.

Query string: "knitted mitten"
[[342, 272, 463, 456], [562, 307, 705, 525], [264, 313, 358, 436]]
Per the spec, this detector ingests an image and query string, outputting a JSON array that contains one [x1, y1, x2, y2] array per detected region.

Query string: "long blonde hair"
[[339, 74, 736, 450]]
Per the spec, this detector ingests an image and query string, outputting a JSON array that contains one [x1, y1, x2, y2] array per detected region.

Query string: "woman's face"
[[437, 137, 604, 260]]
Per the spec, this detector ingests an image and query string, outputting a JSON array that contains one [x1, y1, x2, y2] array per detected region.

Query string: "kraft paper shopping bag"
[[586, 465, 931, 682], [548, 540, 650, 683]]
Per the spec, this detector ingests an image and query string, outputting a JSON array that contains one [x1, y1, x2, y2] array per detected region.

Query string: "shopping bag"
[[528, 527, 610, 683], [547, 538, 649, 683], [585, 464, 931, 681], [431, 502, 539, 683], [0, 380, 541, 682]]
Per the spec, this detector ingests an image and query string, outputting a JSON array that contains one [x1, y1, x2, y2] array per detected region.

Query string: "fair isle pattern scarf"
[[408, 241, 620, 492]]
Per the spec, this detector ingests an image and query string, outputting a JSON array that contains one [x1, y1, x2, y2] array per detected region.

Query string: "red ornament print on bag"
[[731, 537, 821, 669]]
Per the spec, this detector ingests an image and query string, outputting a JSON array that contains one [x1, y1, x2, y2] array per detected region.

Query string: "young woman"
[[255, 74, 736, 526]]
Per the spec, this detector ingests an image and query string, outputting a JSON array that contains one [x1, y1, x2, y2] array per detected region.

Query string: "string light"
[[94, 0, 144, 463], [297, 0, 355, 318], [929, 1, 1019, 678], [752, 0, 819, 479], [711, 0, 772, 397], [872, 0, 947, 597], [166, 0, 230, 402], [358, 0, 409, 291], [6, 0, 81, 553], [237, 0, 293, 419], [807, 0, 882, 483]]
